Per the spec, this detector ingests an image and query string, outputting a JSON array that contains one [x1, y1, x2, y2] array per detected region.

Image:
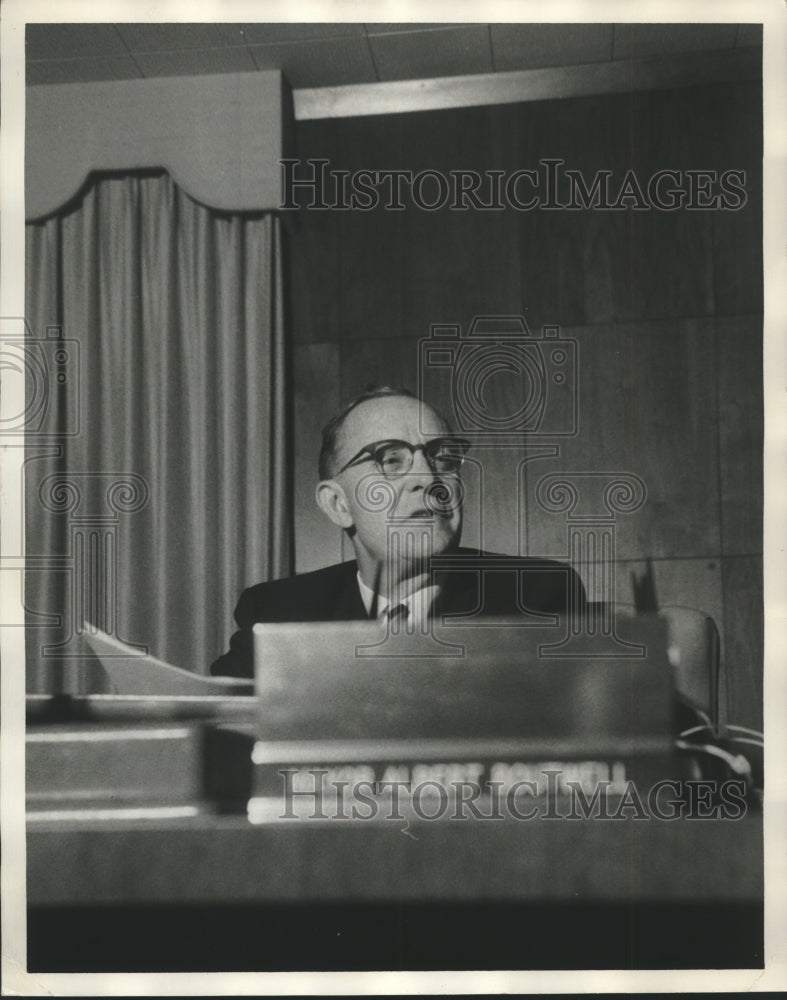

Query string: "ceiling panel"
[[26, 55, 142, 86], [491, 23, 612, 71], [369, 24, 493, 82], [25, 22, 760, 91], [240, 22, 365, 44], [115, 23, 246, 51], [248, 37, 377, 88], [133, 46, 256, 79], [613, 23, 738, 61], [26, 23, 127, 60]]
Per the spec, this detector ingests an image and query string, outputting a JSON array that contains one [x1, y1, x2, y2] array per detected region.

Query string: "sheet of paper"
[[83, 625, 253, 695]]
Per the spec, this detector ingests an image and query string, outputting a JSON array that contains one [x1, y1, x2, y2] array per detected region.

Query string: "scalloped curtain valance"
[[26, 71, 291, 222]]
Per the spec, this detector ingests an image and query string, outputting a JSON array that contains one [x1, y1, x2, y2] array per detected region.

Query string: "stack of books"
[[26, 695, 256, 821]]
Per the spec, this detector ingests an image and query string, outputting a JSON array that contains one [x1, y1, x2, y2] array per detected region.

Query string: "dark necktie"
[[380, 603, 409, 625]]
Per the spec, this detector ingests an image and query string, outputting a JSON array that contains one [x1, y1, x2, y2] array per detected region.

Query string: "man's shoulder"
[[235, 561, 359, 624], [442, 547, 585, 614], [240, 560, 358, 602], [452, 547, 576, 569]]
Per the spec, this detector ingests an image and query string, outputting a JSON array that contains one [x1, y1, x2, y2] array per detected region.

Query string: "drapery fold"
[[24, 171, 290, 690]]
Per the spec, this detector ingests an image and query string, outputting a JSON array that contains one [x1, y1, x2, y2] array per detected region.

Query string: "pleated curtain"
[[24, 171, 291, 691]]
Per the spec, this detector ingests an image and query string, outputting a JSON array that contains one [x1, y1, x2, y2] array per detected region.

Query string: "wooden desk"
[[24, 689, 763, 972], [27, 812, 762, 972], [28, 811, 761, 906]]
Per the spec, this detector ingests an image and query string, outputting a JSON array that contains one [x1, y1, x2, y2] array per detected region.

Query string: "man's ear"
[[316, 479, 354, 529]]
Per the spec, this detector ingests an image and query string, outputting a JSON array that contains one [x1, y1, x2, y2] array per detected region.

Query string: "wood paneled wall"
[[287, 81, 763, 728]]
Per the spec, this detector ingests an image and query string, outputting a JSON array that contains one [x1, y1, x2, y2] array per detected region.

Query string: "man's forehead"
[[339, 396, 447, 451]]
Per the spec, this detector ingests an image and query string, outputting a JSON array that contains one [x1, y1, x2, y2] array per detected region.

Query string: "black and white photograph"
[[1, 0, 785, 993]]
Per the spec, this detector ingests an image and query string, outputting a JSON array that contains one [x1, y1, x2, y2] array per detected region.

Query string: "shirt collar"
[[356, 571, 440, 626]]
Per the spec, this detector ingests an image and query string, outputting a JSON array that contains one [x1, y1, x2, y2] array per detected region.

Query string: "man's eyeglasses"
[[336, 437, 471, 478]]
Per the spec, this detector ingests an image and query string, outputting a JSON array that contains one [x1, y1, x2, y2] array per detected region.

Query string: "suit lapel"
[[329, 564, 369, 621], [432, 568, 479, 619]]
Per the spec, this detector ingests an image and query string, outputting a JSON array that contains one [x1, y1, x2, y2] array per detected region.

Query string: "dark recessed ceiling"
[[26, 22, 762, 89]]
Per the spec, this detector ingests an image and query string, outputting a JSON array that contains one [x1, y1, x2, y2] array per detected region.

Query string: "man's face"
[[329, 395, 463, 573]]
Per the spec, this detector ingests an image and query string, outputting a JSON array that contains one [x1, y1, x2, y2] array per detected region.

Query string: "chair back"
[[587, 602, 720, 724]]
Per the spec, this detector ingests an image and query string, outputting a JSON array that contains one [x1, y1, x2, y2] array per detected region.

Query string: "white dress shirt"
[[356, 572, 440, 628]]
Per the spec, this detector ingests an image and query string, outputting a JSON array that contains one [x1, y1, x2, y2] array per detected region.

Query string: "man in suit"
[[211, 386, 584, 677]]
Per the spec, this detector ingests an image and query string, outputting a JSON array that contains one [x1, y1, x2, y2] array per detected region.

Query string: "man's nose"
[[408, 446, 439, 480]]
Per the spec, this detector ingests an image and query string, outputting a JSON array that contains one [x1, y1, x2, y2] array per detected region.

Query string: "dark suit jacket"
[[210, 548, 586, 678]]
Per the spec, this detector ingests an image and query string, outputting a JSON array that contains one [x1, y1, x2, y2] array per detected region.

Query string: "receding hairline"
[[337, 394, 447, 450], [318, 388, 451, 480]]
